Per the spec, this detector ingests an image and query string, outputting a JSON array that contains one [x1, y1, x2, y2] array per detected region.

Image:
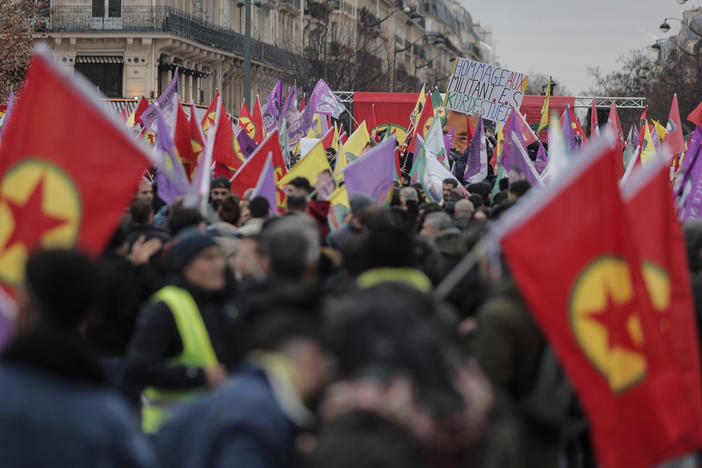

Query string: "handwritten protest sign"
[[444, 58, 528, 124]]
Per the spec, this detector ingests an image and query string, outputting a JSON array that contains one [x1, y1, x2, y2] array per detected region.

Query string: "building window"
[[75, 59, 123, 98]]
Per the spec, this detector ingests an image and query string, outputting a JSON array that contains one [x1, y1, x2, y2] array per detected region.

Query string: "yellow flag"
[[653, 120, 666, 143], [641, 121, 657, 167], [344, 121, 370, 160], [496, 123, 504, 161], [537, 78, 551, 133], [278, 140, 333, 188], [335, 142, 348, 176]]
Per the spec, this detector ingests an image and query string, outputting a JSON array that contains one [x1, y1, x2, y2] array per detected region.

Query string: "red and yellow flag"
[[0, 49, 151, 292], [499, 135, 694, 468]]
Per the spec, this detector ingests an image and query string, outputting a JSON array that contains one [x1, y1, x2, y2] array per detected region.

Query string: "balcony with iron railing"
[[46, 5, 308, 72]]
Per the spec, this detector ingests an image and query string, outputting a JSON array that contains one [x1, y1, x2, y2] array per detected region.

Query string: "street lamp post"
[[660, 16, 702, 37], [237, 0, 262, 106]]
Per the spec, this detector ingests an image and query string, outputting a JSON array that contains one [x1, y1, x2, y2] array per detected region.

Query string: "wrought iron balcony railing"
[[47, 6, 307, 72]]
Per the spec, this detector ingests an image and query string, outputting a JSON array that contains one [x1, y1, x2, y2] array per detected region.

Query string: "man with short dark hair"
[[239, 197, 270, 236], [126, 199, 170, 248], [207, 177, 231, 223], [442, 178, 459, 205], [509, 180, 532, 200], [0, 250, 156, 467], [285, 177, 313, 198], [325, 147, 337, 170], [135, 178, 154, 204]]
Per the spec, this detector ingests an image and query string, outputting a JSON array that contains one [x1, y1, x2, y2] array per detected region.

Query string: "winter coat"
[[0, 330, 156, 468]]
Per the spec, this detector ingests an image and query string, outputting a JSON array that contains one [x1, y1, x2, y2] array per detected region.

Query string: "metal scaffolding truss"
[[573, 97, 646, 109], [335, 92, 647, 110], [334, 91, 354, 103]]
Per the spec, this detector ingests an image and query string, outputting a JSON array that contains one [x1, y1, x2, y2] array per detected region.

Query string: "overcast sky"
[[461, 0, 699, 95]]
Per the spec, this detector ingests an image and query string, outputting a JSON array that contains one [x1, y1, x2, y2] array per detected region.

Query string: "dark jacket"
[[155, 363, 306, 468], [124, 279, 244, 391], [326, 223, 362, 251], [475, 278, 562, 468], [84, 253, 164, 357], [0, 330, 156, 467]]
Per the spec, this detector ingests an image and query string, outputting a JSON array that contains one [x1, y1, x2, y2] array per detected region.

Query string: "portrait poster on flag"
[[444, 58, 528, 124]]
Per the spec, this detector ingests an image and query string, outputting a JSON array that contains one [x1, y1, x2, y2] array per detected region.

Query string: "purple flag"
[[236, 128, 258, 159], [631, 124, 640, 149], [464, 116, 487, 183], [263, 79, 284, 134], [444, 127, 455, 160], [141, 71, 180, 133], [155, 110, 190, 204], [301, 79, 345, 136], [507, 132, 543, 187], [534, 140, 548, 174], [253, 152, 277, 215], [282, 83, 304, 146], [561, 105, 577, 153], [675, 126, 702, 201], [344, 136, 397, 205], [501, 108, 524, 171], [0, 88, 16, 139]]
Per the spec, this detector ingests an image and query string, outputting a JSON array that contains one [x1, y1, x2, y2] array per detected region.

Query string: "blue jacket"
[[155, 362, 307, 468], [0, 331, 156, 468]]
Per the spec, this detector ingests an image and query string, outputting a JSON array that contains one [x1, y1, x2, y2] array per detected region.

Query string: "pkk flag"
[[128, 95, 149, 128], [666, 94, 686, 154], [344, 137, 398, 206], [174, 100, 195, 178], [231, 130, 287, 211], [0, 48, 151, 290], [252, 153, 278, 215], [211, 98, 244, 179], [464, 116, 488, 183], [496, 132, 694, 468], [622, 156, 702, 458], [155, 110, 190, 205], [141, 71, 179, 133], [687, 100, 702, 128], [263, 79, 284, 134], [188, 102, 206, 176], [252, 95, 265, 144], [590, 98, 599, 138], [237, 100, 258, 142], [201, 91, 220, 136]]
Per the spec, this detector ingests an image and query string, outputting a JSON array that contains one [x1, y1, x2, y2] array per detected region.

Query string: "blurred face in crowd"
[[136, 180, 153, 203], [442, 183, 454, 202], [210, 187, 230, 205], [285, 184, 310, 198], [183, 246, 226, 291], [419, 219, 440, 239], [286, 339, 329, 402]]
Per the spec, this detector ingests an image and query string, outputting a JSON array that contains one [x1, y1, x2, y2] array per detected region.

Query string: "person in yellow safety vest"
[[124, 229, 245, 434]]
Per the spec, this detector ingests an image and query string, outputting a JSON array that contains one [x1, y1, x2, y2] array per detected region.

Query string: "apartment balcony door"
[[92, 0, 122, 29]]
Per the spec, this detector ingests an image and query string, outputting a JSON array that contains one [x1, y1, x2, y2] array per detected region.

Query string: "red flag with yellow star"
[[201, 91, 219, 136], [174, 100, 195, 179], [0, 48, 151, 294], [621, 155, 702, 457], [496, 132, 694, 468]]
